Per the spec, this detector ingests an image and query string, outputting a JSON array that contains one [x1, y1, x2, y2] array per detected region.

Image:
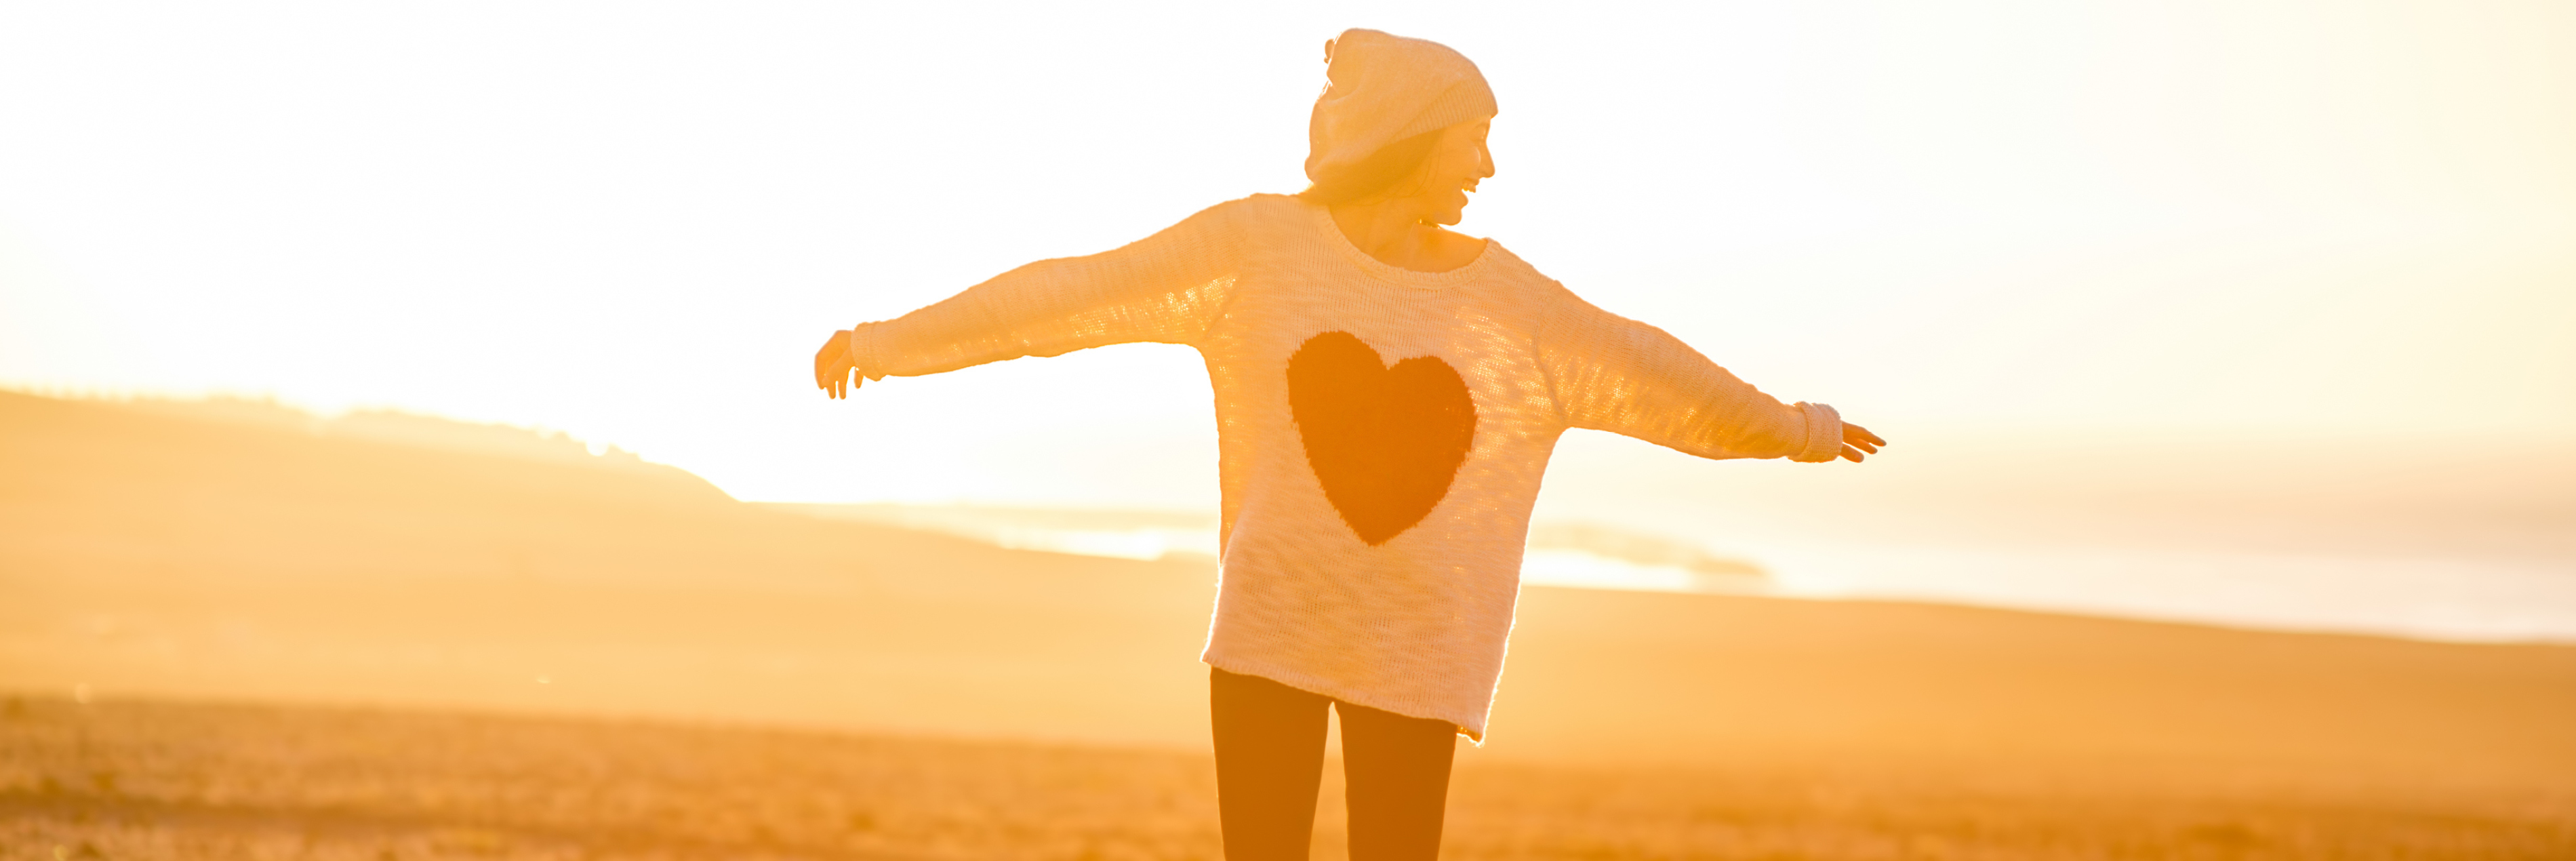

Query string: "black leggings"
[[1209, 668, 1457, 860]]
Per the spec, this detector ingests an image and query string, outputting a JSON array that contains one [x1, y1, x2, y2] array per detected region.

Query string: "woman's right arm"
[[834, 200, 1248, 388]]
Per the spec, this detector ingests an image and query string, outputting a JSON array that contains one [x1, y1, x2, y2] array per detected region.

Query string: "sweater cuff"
[[1792, 401, 1843, 463], [845, 322, 886, 381]]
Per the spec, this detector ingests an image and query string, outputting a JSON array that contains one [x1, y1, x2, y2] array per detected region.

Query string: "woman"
[[813, 28, 1883, 860]]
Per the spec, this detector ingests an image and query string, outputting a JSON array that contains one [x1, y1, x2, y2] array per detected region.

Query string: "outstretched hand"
[[1839, 422, 1887, 462], [816, 329, 858, 399]]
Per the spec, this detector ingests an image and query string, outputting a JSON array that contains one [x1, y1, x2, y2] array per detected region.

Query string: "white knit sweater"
[[849, 194, 1843, 739]]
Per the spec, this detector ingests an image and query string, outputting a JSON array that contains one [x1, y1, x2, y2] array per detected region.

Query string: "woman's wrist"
[[843, 323, 879, 381], [1791, 402, 1843, 463]]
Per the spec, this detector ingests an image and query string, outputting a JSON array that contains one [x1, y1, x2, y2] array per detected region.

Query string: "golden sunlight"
[[3, 3, 2571, 858]]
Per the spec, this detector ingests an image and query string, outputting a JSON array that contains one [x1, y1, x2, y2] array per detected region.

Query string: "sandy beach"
[[9, 695, 2573, 861]]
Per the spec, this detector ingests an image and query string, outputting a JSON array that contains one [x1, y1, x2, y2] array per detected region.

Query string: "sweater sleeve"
[[848, 199, 1245, 379], [1536, 288, 1844, 463]]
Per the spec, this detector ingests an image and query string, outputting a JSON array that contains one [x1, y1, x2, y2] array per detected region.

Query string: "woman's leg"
[[1210, 668, 1331, 861], [1336, 700, 1457, 861]]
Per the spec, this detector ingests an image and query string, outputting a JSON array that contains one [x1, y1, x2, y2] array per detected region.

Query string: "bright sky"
[[4, 1, 2571, 506]]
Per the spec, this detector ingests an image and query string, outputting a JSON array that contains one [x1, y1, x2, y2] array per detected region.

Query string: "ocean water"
[[1529, 430, 2576, 644], [773, 433, 2576, 645], [1706, 538, 2576, 643], [769, 504, 1774, 595], [778, 504, 2576, 643]]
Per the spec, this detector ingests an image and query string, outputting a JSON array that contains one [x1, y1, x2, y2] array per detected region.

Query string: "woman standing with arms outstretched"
[[814, 29, 1883, 860]]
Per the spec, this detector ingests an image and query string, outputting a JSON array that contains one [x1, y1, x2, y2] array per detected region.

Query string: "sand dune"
[[5, 389, 2575, 794]]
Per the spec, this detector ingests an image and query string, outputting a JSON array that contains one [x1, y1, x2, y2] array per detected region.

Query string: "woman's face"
[[1407, 120, 1494, 226]]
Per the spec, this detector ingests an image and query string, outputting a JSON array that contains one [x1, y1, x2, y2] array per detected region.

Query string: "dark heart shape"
[[1285, 332, 1478, 546]]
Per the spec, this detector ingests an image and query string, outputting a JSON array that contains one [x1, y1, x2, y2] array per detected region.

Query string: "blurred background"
[[3, 2, 2573, 858]]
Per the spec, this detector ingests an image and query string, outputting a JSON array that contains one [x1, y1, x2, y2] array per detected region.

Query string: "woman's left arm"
[[1535, 289, 1883, 462]]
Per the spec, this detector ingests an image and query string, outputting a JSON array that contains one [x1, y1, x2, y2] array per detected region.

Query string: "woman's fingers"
[[1845, 422, 1887, 448], [818, 362, 847, 399], [1832, 422, 1885, 462]]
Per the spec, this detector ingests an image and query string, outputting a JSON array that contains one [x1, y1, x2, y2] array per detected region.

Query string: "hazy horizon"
[[20, 388, 2569, 646]]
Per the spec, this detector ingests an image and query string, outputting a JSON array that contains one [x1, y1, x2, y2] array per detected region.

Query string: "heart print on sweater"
[[1285, 331, 1478, 546]]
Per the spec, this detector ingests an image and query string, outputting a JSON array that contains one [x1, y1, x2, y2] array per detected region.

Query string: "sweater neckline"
[[1304, 199, 1495, 289]]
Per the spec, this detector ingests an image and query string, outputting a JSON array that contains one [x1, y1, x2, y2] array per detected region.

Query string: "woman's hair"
[[1297, 127, 1445, 205]]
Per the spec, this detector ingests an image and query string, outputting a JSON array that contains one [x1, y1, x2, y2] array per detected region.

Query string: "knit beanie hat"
[[1304, 29, 1499, 184]]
